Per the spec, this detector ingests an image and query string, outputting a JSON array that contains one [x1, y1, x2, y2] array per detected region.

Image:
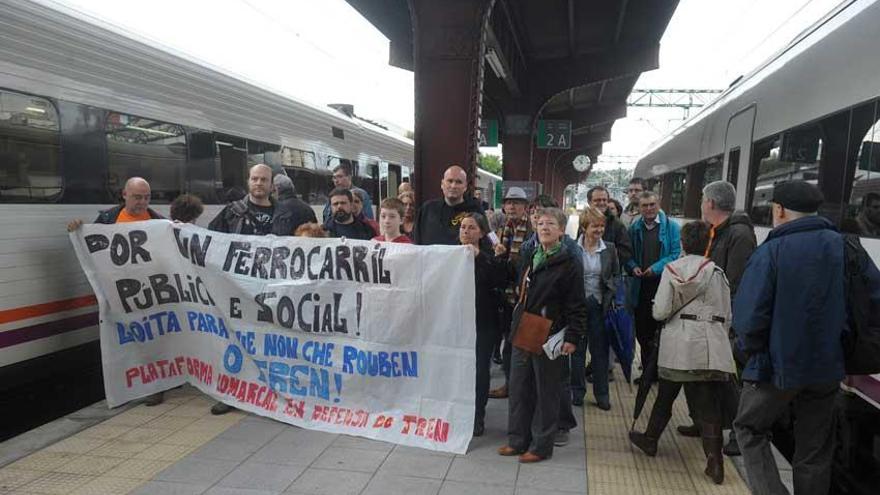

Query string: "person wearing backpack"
[[732, 180, 863, 495]]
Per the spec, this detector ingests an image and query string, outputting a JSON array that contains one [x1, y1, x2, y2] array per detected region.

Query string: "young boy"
[[374, 197, 412, 243]]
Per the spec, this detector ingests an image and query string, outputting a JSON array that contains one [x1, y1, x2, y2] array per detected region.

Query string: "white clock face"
[[573, 155, 591, 172]]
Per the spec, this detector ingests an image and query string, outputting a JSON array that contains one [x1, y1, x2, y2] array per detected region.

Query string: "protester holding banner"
[[499, 207, 587, 463], [374, 198, 412, 243], [324, 188, 375, 240], [413, 165, 484, 245], [170, 193, 204, 224], [208, 164, 299, 236], [460, 212, 506, 437], [66, 176, 166, 405]]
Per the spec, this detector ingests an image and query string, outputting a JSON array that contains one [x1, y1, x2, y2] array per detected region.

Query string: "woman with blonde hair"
[[398, 191, 416, 237], [570, 207, 619, 410]]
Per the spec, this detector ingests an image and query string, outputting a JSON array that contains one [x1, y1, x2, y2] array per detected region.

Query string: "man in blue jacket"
[[625, 191, 681, 382], [733, 181, 845, 495]]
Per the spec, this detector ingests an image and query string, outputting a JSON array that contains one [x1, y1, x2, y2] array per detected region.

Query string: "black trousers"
[[650, 379, 724, 428], [634, 277, 661, 376], [475, 326, 496, 424], [499, 303, 513, 382]]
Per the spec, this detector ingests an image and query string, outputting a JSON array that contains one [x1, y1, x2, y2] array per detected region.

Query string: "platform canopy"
[[347, 0, 679, 203]]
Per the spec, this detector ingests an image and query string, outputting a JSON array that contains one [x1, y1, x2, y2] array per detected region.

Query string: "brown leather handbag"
[[511, 266, 554, 354]]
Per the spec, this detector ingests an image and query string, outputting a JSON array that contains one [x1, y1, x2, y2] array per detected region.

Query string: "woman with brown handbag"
[[497, 207, 588, 463]]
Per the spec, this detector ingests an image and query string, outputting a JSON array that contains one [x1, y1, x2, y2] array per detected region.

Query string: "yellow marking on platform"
[[583, 367, 751, 495], [0, 385, 245, 495]]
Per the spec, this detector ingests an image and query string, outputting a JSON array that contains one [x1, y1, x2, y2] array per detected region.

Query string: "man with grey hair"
[[673, 181, 756, 457], [273, 173, 317, 232]]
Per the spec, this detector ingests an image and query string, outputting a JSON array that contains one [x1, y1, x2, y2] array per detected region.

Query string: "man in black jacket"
[[323, 188, 375, 240], [207, 164, 295, 415], [273, 173, 317, 232], [208, 164, 298, 236], [413, 165, 484, 245]]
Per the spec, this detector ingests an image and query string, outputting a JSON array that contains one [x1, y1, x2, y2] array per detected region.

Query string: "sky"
[[50, 0, 845, 170]]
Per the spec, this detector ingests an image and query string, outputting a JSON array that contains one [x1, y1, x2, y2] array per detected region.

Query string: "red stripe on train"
[[0, 295, 97, 325]]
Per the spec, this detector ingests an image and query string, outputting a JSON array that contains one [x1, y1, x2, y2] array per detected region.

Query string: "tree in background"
[[479, 154, 502, 175]]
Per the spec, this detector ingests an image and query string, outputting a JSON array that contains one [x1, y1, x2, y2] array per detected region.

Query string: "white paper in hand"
[[543, 327, 567, 360]]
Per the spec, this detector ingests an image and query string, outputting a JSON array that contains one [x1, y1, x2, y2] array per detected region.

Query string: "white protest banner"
[[70, 220, 476, 454]]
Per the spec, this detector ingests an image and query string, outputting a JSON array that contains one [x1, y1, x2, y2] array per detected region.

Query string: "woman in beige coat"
[[628, 220, 736, 484]]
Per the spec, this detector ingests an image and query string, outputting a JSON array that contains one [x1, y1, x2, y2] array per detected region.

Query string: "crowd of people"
[[66, 161, 880, 495]]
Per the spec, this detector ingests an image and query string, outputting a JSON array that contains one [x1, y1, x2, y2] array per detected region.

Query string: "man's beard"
[[334, 210, 352, 222]]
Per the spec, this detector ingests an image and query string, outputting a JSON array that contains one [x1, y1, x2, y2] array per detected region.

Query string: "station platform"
[[0, 368, 774, 495]]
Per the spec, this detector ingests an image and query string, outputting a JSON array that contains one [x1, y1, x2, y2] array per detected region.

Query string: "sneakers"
[[554, 429, 569, 447], [210, 402, 234, 415]]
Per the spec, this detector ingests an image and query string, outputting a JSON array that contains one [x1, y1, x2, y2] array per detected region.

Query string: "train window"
[[704, 160, 723, 185], [843, 101, 880, 236], [726, 149, 740, 187], [0, 91, 61, 202], [286, 166, 331, 206], [216, 134, 247, 202], [748, 126, 822, 226], [247, 140, 280, 167], [106, 112, 186, 204], [664, 170, 687, 216]]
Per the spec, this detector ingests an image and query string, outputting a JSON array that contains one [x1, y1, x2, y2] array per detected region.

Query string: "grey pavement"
[[131, 371, 589, 495]]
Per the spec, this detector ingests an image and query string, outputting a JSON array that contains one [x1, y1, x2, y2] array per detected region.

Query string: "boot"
[[701, 422, 724, 485], [628, 409, 671, 457]]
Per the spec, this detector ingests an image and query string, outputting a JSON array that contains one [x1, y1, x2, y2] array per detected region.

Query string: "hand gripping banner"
[[70, 221, 476, 453]]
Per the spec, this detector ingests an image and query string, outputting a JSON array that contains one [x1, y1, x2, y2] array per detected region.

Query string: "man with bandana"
[[413, 165, 484, 245]]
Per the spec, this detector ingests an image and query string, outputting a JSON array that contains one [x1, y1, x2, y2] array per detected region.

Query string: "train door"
[[724, 104, 757, 209]]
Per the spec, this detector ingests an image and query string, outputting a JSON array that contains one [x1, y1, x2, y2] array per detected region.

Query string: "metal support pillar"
[[410, 0, 495, 202], [501, 113, 534, 181]]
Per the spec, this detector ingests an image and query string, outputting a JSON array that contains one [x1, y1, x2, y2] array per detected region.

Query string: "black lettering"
[[278, 296, 295, 329], [318, 247, 334, 280], [223, 241, 251, 272], [290, 248, 306, 279], [116, 279, 141, 313], [297, 293, 313, 332], [230, 297, 242, 319], [270, 247, 289, 279], [335, 246, 353, 281], [306, 246, 321, 280], [84, 234, 109, 253], [128, 230, 151, 264], [352, 246, 369, 282], [189, 234, 211, 266], [255, 292, 276, 323], [110, 233, 130, 266], [149, 274, 179, 304], [377, 247, 391, 284], [251, 247, 271, 279]]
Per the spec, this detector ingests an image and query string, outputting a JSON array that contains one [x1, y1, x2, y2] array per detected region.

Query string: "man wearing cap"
[[487, 186, 533, 399], [733, 180, 848, 495]]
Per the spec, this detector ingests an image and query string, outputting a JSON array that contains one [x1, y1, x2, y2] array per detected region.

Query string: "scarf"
[[532, 241, 562, 270]]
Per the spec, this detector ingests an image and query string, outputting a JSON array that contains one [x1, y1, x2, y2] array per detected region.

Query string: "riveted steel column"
[[410, 0, 495, 202], [501, 113, 534, 181]]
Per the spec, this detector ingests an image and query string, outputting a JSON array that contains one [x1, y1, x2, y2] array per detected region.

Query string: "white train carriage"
[[634, 0, 880, 491], [0, 0, 414, 426]]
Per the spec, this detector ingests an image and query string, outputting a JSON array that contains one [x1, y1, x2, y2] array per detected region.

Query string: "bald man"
[[66, 176, 166, 405], [67, 177, 164, 231], [413, 165, 484, 245], [208, 164, 298, 236]]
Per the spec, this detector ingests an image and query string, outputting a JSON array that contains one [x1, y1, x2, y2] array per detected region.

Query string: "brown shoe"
[[488, 385, 508, 399], [497, 445, 524, 456], [518, 452, 549, 463]]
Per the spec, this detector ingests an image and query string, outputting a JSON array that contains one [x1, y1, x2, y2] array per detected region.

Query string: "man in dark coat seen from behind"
[[273, 173, 317, 233]]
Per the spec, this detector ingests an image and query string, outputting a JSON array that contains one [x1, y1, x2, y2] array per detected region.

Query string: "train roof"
[[634, 0, 880, 179], [0, 0, 414, 168]]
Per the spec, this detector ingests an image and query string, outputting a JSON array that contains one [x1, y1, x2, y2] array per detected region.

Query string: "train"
[[634, 0, 880, 492], [0, 0, 414, 439]]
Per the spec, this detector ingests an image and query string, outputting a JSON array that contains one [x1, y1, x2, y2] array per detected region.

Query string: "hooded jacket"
[[511, 246, 588, 345], [707, 211, 756, 296], [413, 197, 484, 245], [733, 216, 846, 389], [276, 189, 318, 232], [654, 255, 735, 376]]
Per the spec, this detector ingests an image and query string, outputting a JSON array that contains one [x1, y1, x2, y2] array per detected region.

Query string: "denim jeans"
[[571, 296, 609, 403]]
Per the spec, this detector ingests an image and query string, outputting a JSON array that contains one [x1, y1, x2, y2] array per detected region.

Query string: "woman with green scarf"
[[498, 207, 588, 463]]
